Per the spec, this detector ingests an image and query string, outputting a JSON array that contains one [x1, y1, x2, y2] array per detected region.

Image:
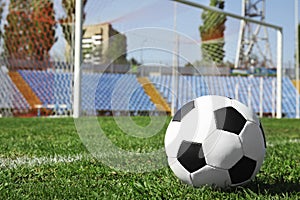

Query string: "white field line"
[[0, 139, 299, 170], [0, 153, 90, 170]]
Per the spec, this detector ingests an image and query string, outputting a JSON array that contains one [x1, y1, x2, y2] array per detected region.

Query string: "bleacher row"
[[0, 68, 299, 117], [149, 75, 299, 118], [18, 70, 156, 113], [81, 72, 156, 113], [0, 68, 29, 110]]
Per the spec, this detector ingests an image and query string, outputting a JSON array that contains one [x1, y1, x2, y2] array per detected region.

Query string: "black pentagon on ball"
[[177, 140, 206, 173], [259, 122, 267, 148], [229, 156, 256, 184], [173, 100, 195, 122], [214, 107, 246, 135]]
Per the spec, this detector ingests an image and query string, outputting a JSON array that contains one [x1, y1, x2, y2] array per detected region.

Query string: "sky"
[[52, 0, 298, 68]]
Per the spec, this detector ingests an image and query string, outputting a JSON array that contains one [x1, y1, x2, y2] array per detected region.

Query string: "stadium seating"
[[149, 75, 300, 118], [0, 68, 29, 110], [14, 69, 300, 117], [19, 70, 156, 114], [82, 72, 156, 112]]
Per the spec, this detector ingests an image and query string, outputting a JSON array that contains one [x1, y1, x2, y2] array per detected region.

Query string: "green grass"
[[0, 117, 299, 199]]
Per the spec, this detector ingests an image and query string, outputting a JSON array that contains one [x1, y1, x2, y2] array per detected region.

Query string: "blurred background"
[[0, 0, 299, 118]]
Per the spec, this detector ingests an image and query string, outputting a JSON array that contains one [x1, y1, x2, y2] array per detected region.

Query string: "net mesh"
[[0, 0, 75, 116], [4, 0, 56, 68], [0, 0, 288, 117]]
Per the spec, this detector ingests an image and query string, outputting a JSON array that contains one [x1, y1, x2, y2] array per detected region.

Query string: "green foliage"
[[60, 0, 87, 57], [4, 0, 56, 62], [102, 32, 128, 64], [0, 1, 5, 38], [0, 117, 299, 199], [199, 0, 226, 65], [298, 24, 300, 65]]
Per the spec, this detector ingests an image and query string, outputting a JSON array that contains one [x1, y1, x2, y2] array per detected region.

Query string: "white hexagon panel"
[[203, 129, 243, 169]]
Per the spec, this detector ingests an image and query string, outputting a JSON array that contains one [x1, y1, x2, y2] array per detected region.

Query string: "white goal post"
[[172, 0, 283, 119], [73, 0, 83, 118]]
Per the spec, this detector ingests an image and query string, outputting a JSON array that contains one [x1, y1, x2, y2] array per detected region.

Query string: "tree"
[[4, 0, 56, 66], [199, 0, 226, 65], [0, 1, 5, 47], [184, 62, 193, 67], [102, 31, 128, 64], [130, 58, 139, 73], [60, 0, 87, 62], [298, 24, 300, 66], [130, 58, 140, 66]]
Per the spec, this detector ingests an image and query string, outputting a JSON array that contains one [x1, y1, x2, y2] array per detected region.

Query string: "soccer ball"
[[165, 95, 266, 188]]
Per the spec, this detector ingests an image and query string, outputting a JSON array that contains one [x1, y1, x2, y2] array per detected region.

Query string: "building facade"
[[82, 23, 127, 65]]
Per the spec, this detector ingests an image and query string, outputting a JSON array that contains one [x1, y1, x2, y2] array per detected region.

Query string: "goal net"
[[0, 0, 76, 116], [0, 0, 289, 118]]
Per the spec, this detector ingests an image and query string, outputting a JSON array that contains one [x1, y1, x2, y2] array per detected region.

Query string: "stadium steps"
[[138, 77, 171, 114], [292, 80, 300, 93], [8, 71, 42, 110]]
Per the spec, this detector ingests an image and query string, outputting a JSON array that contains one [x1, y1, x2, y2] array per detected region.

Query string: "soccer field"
[[0, 117, 299, 199]]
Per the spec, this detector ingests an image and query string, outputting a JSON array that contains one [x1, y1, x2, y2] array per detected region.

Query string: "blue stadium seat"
[[149, 75, 300, 118], [16, 70, 300, 117], [19, 70, 156, 113], [0, 69, 29, 110]]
